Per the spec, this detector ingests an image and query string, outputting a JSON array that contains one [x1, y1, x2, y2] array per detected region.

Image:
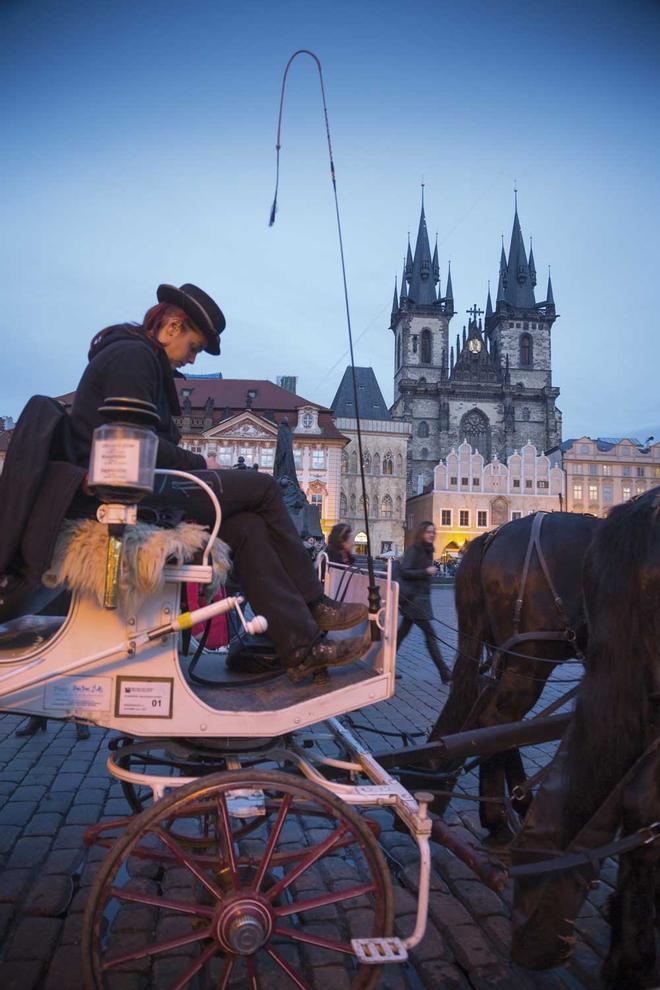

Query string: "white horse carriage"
[[0, 398, 434, 990]]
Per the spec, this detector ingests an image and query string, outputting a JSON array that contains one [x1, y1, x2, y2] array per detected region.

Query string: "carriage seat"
[[41, 518, 231, 619]]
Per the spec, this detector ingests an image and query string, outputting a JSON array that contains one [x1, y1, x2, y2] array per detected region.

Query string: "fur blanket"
[[42, 519, 231, 617]]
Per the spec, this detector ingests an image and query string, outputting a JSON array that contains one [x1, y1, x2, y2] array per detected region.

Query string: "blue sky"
[[1, 0, 659, 440]]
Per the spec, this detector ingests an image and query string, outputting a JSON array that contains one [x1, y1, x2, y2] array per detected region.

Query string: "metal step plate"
[[351, 937, 408, 965]]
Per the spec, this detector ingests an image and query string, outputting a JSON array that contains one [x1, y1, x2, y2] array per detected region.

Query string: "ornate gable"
[[203, 411, 278, 442]]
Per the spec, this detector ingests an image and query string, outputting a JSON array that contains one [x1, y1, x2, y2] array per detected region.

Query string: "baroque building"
[[331, 367, 411, 556], [406, 440, 565, 558], [390, 191, 562, 494], [547, 436, 660, 517]]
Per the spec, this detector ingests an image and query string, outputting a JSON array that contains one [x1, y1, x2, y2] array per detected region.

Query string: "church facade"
[[390, 194, 562, 494]]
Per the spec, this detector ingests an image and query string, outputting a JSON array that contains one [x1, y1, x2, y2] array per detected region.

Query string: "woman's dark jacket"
[[70, 325, 205, 472], [397, 542, 434, 618]]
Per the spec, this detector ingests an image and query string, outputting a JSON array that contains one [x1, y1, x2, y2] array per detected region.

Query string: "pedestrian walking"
[[396, 520, 451, 683]]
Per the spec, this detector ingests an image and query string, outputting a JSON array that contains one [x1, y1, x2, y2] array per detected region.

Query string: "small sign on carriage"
[[115, 676, 173, 718], [44, 676, 112, 713]]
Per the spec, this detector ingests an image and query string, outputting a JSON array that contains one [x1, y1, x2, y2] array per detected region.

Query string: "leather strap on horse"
[[509, 822, 660, 879]]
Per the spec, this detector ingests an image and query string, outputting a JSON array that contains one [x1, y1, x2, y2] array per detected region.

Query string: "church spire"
[[528, 237, 537, 287], [546, 268, 555, 307], [404, 236, 413, 285], [485, 281, 493, 319], [496, 239, 507, 302], [390, 276, 399, 328], [504, 195, 536, 308], [399, 256, 407, 301], [407, 189, 436, 305], [443, 261, 454, 317], [432, 234, 439, 285]]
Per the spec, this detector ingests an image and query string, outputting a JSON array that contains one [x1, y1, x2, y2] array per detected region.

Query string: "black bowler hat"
[[156, 282, 225, 355]]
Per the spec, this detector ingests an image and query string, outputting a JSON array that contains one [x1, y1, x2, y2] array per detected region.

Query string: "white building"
[[406, 439, 565, 558]]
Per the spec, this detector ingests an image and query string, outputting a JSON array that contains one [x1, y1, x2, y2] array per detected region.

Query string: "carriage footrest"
[[351, 936, 408, 965]]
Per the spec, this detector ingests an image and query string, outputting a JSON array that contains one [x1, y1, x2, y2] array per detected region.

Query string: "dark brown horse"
[[511, 486, 660, 988], [428, 511, 603, 839]]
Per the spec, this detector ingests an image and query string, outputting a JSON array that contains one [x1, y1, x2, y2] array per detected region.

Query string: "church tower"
[[390, 190, 454, 490]]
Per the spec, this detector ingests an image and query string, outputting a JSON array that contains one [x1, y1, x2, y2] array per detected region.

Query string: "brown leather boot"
[[16, 716, 47, 737], [287, 632, 369, 683], [309, 595, 368, 631]]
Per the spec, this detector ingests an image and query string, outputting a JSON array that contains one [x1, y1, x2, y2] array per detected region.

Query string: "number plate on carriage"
[[115, 677, 174, 718], [226, 789, 266, 818]]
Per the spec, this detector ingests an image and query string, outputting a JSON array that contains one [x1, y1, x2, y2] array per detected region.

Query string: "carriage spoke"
[[217, 793, 240, 890], [246, 955, 260, 989], [110, 885, 215, 917], [254, 794, 293, 893], [266, 823, 348, 901], [102, 926, 214, 969], [266, 946, 313, 990], [274, 924, 354, 955], [217, 954, 236, 990], [169, 940, 219, 990], [148, 825, 225, 901], [274, 880, 376, 917]]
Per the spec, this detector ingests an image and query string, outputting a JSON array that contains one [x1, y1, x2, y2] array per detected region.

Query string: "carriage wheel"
[[82, 769, 394, 990]]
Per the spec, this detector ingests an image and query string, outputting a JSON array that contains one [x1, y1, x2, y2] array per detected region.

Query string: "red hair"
[[142, 302, 192, 341]]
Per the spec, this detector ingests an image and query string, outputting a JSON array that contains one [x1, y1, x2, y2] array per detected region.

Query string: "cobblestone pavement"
[[0, 588, 612, 989]]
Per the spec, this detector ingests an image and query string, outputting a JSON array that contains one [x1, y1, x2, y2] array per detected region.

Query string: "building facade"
[[390, 191, 562, 494], [406, 440, 565, 557], [172, 378, 348, 536], [548, 436, 660, 517], [331, 367, 411, 556]]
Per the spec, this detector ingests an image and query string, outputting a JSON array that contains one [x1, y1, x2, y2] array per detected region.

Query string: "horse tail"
[[429, 532, 491, 741], [562, 492, 659, 840]]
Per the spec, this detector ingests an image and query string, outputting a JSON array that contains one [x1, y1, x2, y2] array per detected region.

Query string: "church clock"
[[467, 338, 482, 354]]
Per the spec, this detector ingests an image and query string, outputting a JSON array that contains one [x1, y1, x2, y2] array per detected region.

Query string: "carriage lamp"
[[87, 397, 160, 608]]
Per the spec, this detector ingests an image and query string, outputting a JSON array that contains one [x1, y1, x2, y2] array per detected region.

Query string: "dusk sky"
[[2, 0, 659, 441]]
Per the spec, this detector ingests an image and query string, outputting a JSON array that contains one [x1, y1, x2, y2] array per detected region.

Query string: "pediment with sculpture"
[[204, 412, 278, 442]]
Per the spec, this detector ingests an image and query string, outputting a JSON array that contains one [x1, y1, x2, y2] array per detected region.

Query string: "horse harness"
[[486, 512, 585, 675]]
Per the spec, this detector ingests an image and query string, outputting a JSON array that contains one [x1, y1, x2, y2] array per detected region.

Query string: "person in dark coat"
[[20, 285, 369, 707], [326, 523, 356, 566], [396, 520, 451, 683]]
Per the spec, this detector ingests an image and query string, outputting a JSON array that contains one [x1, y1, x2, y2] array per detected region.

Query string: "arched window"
[[359, 493, 369, 518], [382, 453, 393, 475], [520, 333, 533, 368], [341, 450, 349, 474], [339, 492, 348, 516], [522, 406, 531, 421], [395, 453, 403, 475], [420, 447, 429, 460], [459, 408, 492, 463], [349, 493, 356, 514], [396, 495, 402, 516], [363, 450, 371, 474], [417, 420, 429, 438], [349, 450, 358, 473], [373, 452, 380, 475], [381, 494, 393, 519], [396, 334, 402, 369], [421, 328, 432, 364]]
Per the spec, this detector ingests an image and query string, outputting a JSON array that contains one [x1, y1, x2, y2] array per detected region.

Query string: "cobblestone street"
[[0, 588, 611, 990]]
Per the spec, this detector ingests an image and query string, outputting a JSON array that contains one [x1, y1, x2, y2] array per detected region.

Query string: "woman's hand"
[[426, 565, 438, 576]]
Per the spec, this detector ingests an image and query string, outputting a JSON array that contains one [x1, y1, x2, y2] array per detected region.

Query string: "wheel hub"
[[216, 898, 273, 955]]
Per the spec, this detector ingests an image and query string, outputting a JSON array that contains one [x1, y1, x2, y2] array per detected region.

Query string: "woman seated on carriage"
[[17, 283, 370, 685]]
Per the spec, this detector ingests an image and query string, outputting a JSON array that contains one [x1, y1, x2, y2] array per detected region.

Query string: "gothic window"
[[341, 450, 349, 474], [520, 333, 533, 368], [522, 407, 530, 421], [382, 452, 393, 475], [412, 335, 418, 354], [349, 450, 358, 473], [350, 493, 356, 514], [373, 452, 380, 475], [460, 408, 492, 463], [359, 493, 370, 517], [421, 328, 432, 364], [417, 420, 429, 438], [396, 334, 402, 369], [420, 447, 429, 460], [395, 453, 403, 475], [380, 494, 393, 518], [363, 450, 371, 474], [396, 495, 402, 516], [340, 492, 348, 516]]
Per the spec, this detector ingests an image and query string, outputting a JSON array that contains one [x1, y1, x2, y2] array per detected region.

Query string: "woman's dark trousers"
[[397, 601, 448, 678]]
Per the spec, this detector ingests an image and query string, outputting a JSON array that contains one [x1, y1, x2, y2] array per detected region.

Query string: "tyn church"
[[390, 193, 562, 494]]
